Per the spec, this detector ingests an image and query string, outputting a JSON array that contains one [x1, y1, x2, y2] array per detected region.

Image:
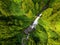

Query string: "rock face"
[[0, 0, 60, 45]]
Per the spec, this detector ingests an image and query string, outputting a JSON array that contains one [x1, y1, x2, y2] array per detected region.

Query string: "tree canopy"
[[0, 0, 60, 45]]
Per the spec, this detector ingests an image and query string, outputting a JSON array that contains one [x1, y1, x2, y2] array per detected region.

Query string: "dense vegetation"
[[0, 0, 60, 45]]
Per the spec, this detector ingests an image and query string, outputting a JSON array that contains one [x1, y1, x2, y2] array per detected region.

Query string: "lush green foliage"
[[0, 0, 60, 45]]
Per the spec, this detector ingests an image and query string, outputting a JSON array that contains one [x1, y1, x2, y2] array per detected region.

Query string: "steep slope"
[[0, 0, 60, 45]]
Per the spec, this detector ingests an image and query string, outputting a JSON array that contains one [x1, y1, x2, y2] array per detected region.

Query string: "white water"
[[31, 14, 42, 29]]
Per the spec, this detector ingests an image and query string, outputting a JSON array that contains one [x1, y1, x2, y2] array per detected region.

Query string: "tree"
[[0, 0, 60, 45]]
